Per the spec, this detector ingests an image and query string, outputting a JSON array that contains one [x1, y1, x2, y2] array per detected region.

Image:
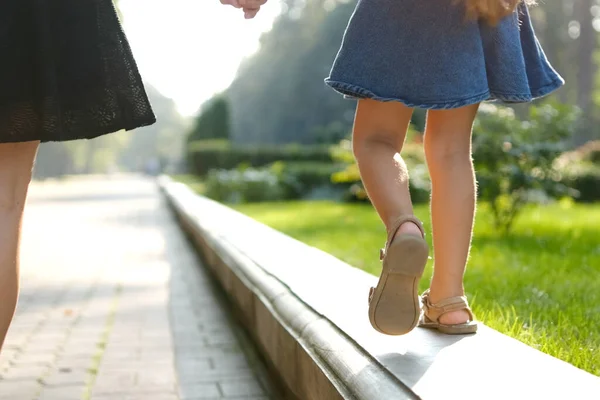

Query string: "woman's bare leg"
[[0, 141, 39, 351]]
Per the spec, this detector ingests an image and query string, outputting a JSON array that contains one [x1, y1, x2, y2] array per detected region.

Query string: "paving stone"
[[37, 385, 87, 400], [177, 369, 257, 384], [179, 382, 221, 399], [12, 352, 57, 365], [93, 394, 179, 400], [0, 364, 48, 380], [189, 398, 270, 400], [0, 177, 280, 400], [219, 378, 266, 397], [211, 354, 250, 370], [92, 371, 137, 394], [0, 380, 40, 399], [42, 369, 89, 386]]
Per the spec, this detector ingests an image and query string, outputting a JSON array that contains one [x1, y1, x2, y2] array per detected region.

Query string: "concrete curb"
[[158, 176, 600, 400], [158, 176, 416, 400]]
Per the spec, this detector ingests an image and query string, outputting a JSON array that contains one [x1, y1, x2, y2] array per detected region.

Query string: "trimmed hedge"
[[187, 140, 335, 176], [202, 161, 346, 203], [563, 165, 600, 203], [282, 162, 342, 186], [555, 140, 600, 203]]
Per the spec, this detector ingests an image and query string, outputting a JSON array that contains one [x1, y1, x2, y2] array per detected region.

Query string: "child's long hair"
[[464, 0, 536, 25]]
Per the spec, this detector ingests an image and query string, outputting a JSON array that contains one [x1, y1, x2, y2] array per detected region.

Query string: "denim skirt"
[[325, 1, 564, 109]]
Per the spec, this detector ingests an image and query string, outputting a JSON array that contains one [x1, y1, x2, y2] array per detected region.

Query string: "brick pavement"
[[0, 176, 279, 400]]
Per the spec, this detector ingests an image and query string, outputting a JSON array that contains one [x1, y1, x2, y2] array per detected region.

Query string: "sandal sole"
[[368, 235, 429, 335], [419, 321, 478, 335]]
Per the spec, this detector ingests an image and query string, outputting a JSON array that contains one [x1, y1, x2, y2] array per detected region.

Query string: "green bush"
[[203, 161, 346, 203], [282, 161, 341, 187], [472, 101, 580, 233], [204, 165, 285, 203], [554, 140, 600, 203], [560, 164, 600, 203], [561, 140, 600, 165], [187, 140, 335, 176]]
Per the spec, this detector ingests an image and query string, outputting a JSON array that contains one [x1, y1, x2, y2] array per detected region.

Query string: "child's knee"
[[425, 142, 472, 168], [352, 131, 403, 159]]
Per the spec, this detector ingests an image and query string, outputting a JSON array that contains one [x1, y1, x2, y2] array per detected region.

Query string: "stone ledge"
[[158, 176, 599, 400]]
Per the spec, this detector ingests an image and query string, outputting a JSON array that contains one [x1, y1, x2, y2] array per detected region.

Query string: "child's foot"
[[395, 223, 471, 326], [392, 221, 423, 240], [418, 289, 477, 334], [368, 216, 429, 335], [393, 222, 474, 325], [432, 300, 471, 325], [428, 289, 471, 325]]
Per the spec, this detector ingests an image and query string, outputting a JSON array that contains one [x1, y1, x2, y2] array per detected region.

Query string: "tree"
[[576, 0, 596, 114], [225, 0, 357, 145], [188, 95, 231, 142]]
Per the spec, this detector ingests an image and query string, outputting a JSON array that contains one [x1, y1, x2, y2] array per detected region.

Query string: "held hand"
[[220, 0, 267, 19], [220, 0, 241, 8]]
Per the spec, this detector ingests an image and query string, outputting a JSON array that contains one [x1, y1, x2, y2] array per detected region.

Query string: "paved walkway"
[[0, 176, 279, 400]]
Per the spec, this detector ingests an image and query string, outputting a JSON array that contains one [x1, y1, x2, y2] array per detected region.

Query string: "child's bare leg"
[[352, 99, 421, 237], [423, 104, 479, 325], [0, 141, 39, 351]]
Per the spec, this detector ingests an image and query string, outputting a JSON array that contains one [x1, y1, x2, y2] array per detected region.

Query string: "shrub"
[[204, 165, 284, 203], [186, 140, 335, 176], [555, 141, 600, 168], [329, 101, 581, 231], [203, 161, 346, 203], [559, 163, 600, 203], [554, 140, 600, 203], [276, 161, 344, 198], [472, 101, 580, 233]]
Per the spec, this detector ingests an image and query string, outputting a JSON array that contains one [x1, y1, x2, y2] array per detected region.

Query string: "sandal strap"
[[379, 215, 425, 261], [421, 289, 474, 323]]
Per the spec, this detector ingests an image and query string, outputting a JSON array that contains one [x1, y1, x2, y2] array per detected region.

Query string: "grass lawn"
[[173, 175, 599, 375]]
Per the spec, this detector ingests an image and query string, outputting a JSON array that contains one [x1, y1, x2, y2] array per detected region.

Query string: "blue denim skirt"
[[325, 1, 564, 109]]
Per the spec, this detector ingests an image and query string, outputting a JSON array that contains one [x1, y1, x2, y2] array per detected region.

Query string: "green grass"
[[172, 175, 599, 375], [230, 200, 599, 375]]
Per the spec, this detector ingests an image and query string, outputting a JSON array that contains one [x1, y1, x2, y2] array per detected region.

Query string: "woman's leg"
[[352, 99, 421, 238], [423, 104, 479, 325], [0, 141, 39, 351]]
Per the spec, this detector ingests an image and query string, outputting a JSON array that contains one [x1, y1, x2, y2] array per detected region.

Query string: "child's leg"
[[0, 141, 39, 351], [352, 99, 421, 237], [423, 104, 479, 325]]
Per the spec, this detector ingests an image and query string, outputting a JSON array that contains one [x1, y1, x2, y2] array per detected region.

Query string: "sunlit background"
[[34, 0, 598, 186], [27, 1, 600, 375], [119, 0, 281, 116]]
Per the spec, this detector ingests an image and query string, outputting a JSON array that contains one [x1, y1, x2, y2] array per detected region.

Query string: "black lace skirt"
[[0, 0, 156, 143]]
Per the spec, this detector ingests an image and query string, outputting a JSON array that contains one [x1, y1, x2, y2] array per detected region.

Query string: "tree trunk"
[[576, 0, 596, 113]]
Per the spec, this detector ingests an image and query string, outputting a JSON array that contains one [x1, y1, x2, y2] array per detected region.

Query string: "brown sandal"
[[368, 215, 429, 335], [418, 289, 478, 334]]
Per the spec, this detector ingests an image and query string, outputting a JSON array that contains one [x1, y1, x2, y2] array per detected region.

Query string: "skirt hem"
[[0, 116, 156, 144], [323, 78, 565, 109]]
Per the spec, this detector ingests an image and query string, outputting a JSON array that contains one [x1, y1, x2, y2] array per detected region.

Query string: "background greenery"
[[168, 3, 600, 373], [33, 0, 600, 375]]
